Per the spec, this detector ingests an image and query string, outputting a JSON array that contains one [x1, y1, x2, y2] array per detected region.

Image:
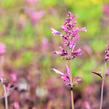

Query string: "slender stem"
[[68, 61, 74, 109], [70, 88, 74, 109], [3, 85, 8, 109], [100, 63, 107, 109]]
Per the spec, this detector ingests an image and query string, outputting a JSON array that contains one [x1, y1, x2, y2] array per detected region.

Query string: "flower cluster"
[[105, 45, 109, 61], [53, 65, 82, 87], [53, 65, 70, 85], [51, 12, 87, 60]]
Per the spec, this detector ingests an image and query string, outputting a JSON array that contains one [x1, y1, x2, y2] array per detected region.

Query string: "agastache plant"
[[99, 45, 109, 109], [51, 12, 87, 109], [92, 44, 109, 109]]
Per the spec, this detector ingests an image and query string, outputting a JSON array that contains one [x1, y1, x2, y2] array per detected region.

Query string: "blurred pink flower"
[[25, 0, 37, 5], [0, 43, 6, 55], [10, 73, 17, 82], [103, 4, 109, 15], [26, 9, 45, 25], [41, 37, 49, 52], [51, 28, 61, 36], [12, 102, 20, 109], [83, 101, 91, 109]]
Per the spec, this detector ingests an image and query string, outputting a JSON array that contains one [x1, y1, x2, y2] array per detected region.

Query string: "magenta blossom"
[[53, 65, 70, 85], [53, 65, 82, 86], [62, 12, 87, 38], [51, 28, 61, 36], [54, 45, 82, 60]]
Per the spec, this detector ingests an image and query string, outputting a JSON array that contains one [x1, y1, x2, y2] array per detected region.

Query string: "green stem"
[[70, 87, 74, 109], [68, 61, 74, 109], [100, 62, 107, 109]]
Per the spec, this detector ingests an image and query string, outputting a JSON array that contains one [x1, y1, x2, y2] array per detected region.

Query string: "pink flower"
[[53, 65, 82, 86], [0, 43, 6, 55], [51, 12, 86, 60], [62, 12, 87, 38], [26, 9, 44, 25], [71, 48, 82, 59], [10, 73, 17, 82], [41, 37, 49, 52], [25, 0, 37, 5], [51, 28, 61, 36], [53, 65, 70, 85], [54, 47, 68, 56], [12, 102, 20, 109], [103, 4, 109, 15], [83, 101, 91, 109]]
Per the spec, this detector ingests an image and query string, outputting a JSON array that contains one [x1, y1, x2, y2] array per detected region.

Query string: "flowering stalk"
[[100, 63, 106, 109], [100, 45, 109, 109], [51, 12, 86, 109]]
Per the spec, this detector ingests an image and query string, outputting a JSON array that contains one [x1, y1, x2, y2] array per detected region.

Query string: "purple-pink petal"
[[51, 28, 61, 36]]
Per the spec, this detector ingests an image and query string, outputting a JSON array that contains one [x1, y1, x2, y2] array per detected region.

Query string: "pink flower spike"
[[51, 28, 61, 36]]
